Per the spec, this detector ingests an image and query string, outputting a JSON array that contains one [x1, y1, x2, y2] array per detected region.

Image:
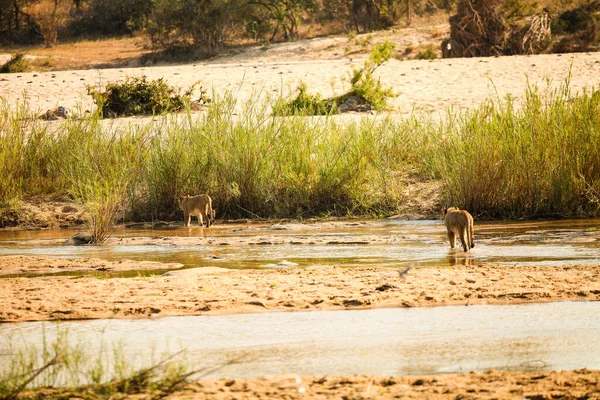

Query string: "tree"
[[24, 0, 72, 46], [146, 0, 239, 55], [246, 0, 314, 41]]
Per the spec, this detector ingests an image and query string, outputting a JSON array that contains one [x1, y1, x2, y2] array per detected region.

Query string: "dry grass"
[[2, 37, 151, 71]]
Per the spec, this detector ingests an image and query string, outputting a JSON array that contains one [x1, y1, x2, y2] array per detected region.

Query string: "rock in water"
[[63, 232, 93, 246]]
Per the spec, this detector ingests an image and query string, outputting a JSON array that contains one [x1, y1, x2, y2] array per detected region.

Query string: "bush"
[[275, 40, 397, 115], [344, 40, 397, 109], [272, 82, 334, 115], [0, 53, 29, 73], [87, 76, 204, 118], [415, 45, 438, 59]]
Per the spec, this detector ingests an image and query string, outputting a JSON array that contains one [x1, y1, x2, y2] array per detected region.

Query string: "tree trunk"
[[14, 0, 19, 30]]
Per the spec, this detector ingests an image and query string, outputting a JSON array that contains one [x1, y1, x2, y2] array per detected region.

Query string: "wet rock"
[[376, 283, 397, 291], [63, 232, 93, 246], [343, 299, 363, 307], [39, 106, 72, 120], [336, 95, 372, 113]]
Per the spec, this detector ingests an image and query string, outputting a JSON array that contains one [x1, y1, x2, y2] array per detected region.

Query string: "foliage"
[[0, 53, 29, 73], [87, 76, 201, 118], [246, 0, 315, 41], [344, 40, 397, 109], [272, 81, 334, 115], [415, 44, 438, 59], [552, 1, 600, 52], [68, 0, 153, 36], [321, 0, 458, 33], [275, 40, 397, 115], [145, 0, 236, 56], [23, 0, 71, 47]]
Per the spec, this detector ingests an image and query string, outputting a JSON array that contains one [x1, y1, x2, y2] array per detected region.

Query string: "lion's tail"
[[207, 196, 214, 225], [467, 217, 474, 249]]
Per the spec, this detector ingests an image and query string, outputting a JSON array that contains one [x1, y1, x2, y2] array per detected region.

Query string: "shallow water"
[[1, 219, 599, 271], [1, 302, 599, 381]]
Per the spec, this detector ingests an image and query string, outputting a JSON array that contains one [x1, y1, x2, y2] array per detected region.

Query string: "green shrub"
[[0, 53, 29, 73], [275, 40, 398, 115], [343, 40, 397, 110], [415, 45, 438, 60], [87, 76, 203, 118], [272, 82, 334, 116]]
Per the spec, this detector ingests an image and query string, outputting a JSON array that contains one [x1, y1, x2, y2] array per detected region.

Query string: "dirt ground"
[[29, 369, 600, 399], [1, 255, 599, 322], [170, 369, 600, 399], [4, 254, 599, 397]]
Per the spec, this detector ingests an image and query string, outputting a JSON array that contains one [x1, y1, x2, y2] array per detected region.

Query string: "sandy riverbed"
[[1, 47, 600, 117], [28, 369, 600, 399], [1, 255, 598, 322]]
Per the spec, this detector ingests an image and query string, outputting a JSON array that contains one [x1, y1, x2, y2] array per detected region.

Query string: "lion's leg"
[[202, 206, 210, 228], [459, 228, 469, 252], [447, 230, 456, 249], [184, 212, 190, 227], [198, 212, 204, 227], [470, 219, 475, 248]]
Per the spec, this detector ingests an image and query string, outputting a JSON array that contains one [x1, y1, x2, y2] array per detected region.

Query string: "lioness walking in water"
[[442, 207, 475, 252], [178, 194, 216, 227]]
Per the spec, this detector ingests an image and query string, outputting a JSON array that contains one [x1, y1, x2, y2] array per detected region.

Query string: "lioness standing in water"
[[178, 194, 216, 227], [442, 207, 475, 252]]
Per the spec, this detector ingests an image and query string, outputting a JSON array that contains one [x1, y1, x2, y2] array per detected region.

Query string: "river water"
[[1, 219, 599, 384], [1, 219, 600, 272], [1, 302, 599, 381]]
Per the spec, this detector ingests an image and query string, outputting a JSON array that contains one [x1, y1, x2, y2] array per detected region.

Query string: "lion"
[[442, 207, 475, 252], [178, 194, 216, 228]]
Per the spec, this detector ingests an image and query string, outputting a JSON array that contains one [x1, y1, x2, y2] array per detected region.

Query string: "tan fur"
[[442, 207, 475, 252], [178, 194, 216, 228]]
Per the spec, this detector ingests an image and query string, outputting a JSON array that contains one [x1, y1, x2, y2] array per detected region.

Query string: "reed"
[[1, 78, 599, 222], [0, 325, 195, 398], [422, 78, 600, 218]]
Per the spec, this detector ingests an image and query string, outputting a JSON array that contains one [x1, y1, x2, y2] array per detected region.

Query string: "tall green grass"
[[1, 78, 600, 223], [423, 79, 600, 218]]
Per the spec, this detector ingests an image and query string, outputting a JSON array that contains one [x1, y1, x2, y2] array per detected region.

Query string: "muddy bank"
[[30, 369, 600, 399], [1, 258, 599, 322]]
